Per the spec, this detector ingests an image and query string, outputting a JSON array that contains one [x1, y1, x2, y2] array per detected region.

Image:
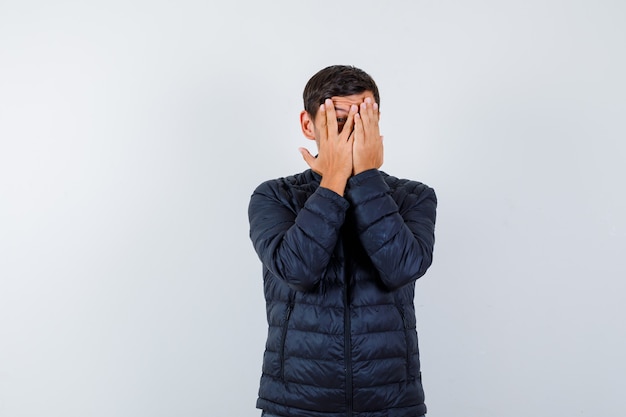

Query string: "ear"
[[300, 110, 316, 140]]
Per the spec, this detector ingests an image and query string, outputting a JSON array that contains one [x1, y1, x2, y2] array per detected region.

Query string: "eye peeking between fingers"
[[336, 117, 348, 133]]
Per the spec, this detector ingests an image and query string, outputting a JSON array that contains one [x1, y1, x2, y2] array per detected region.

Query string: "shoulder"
[[381, 171, 436, 201], [380, 172, 437, 216], [250, 170, 321, 214], [252, 170, 317, 195]]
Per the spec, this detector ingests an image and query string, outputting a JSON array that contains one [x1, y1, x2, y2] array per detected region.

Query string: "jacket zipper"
[[344, 267, 352, 416], [395, 304, 412, 381], [280, 302, 294, 381]]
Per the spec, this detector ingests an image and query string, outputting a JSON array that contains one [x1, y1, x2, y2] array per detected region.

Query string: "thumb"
[[299, 147, 316, 168]]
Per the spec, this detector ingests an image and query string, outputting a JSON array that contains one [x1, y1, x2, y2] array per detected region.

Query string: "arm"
[[249, 179, 349, 292], [350, 98, 435, 290], [345, 170, 437, 290], [299, 99, 358, 196], [249, 99, 356, 291]]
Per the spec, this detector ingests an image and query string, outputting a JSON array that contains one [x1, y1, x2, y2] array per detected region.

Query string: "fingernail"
[[365, 97, 372, 103], [325, 98, 332, 106], [320, 103, 325, 111], [373, 103, 378, 110], [350, 104, 358, 112]]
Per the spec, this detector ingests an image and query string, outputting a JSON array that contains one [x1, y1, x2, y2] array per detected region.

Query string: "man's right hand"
[[300, 99, 358, 196]]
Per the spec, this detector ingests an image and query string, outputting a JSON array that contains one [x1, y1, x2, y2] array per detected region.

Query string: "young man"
[[248, 65, 437, 417]]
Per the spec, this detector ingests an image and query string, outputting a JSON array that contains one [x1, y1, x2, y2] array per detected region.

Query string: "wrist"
[[320, 174, 349, 196], [353, 164, 377, 175]]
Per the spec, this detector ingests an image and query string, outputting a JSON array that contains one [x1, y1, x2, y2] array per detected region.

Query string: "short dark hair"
[[303, 65, 380, 119]]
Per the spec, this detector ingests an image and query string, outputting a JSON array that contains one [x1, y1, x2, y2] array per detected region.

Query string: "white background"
[[1, 1, 625, 416]]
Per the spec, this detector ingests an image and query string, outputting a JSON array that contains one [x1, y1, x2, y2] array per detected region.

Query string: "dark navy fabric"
[[249, 169, 437, 417], [262, 414, 425, 417]]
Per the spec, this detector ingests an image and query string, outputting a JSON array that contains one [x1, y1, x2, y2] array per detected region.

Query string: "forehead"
[[331, 91, 375, 112]]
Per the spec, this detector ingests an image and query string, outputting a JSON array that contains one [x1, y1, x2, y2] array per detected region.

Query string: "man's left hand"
[[353, 97, 384, 175]]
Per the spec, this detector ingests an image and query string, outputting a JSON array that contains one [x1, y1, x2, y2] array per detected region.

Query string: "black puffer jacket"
[[249, 168, 437, 417]]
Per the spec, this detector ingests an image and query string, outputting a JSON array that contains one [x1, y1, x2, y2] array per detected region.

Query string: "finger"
[[367, 97, 377, 122], [363, 98, 375, 120], [347, 129, 355, 144], [299, 147, 316, 168], [354, 112, 364, 143], [324, 98, 339, 138], [316, 103, 328, 142], [363, 98, 381, 139], [364, 97, 379, 123], [339, 104, 359, 141], [359, 101, 372, 138]]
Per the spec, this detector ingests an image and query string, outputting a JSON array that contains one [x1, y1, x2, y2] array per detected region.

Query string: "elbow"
[[282, 273, 319, 292], [274, 262, 323, 292], [379, 253, 432, 291]]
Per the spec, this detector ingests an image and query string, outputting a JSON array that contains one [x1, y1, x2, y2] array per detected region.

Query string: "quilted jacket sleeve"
[[345, 169, 437, 291], [249, 181, 349, 292]]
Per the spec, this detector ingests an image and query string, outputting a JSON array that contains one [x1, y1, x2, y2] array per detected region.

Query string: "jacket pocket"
[[395, 304, 412, 381], [279, 301, 294, 381]]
